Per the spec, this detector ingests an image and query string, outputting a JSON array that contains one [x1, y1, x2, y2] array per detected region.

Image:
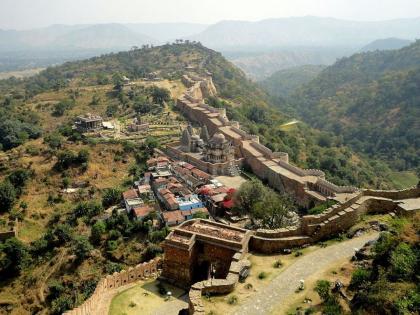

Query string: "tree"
[[112, 73, 124, 91], [77, 149, 90, 164], [52, 99, 74, 117], [233, 179, 265, 215], [133, 95, 152, 114], [44, 132, 63, 150], [253, 191, 293, 229], [315, 280, 331, 302], [90, 221, 106, 245], [102, 188, 122, 208], [72, 236, 93, 261], [0, 237, 31, 276], [0, 181, 16, 212], [7, 168, 32, 194], [149, 86, 171, 105], [55, 150, 77, 170]]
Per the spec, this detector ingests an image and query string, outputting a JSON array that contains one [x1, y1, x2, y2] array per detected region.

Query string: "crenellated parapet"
[[63, 258, 162, 315]]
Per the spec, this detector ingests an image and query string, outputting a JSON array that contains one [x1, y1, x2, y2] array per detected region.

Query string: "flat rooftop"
[[178, 219, 248, 244]]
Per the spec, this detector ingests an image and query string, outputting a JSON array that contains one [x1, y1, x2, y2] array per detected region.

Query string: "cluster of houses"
[[121, 155, 236, 227]]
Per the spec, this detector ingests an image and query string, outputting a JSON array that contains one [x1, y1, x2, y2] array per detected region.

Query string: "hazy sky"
[[1, 0, 420, 30]]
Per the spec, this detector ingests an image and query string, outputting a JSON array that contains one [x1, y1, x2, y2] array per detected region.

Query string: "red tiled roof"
[[184, 163, 195, 170], [154, 177, 169, 184], [132, 205, 154, 218], [123, 189, 139, 200], [138, 184, 151, 194], [222, 199, 234, 209], [191, 168, 210, 180], [162, 210, 185, 223]]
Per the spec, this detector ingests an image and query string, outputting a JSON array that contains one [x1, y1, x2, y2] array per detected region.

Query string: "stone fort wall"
[[63, 258, 161, 315], [250, 187, 420, 253], [175, 75, 358, 207]]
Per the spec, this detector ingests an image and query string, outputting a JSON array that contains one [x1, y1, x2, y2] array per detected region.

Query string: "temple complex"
[[166, 125, 242, 176]]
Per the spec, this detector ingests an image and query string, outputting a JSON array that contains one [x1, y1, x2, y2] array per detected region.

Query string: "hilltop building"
[[74, 113, 103, 132]]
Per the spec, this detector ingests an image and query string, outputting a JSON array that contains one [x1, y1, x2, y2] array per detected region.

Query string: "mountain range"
[[1, 17, 420, 76]]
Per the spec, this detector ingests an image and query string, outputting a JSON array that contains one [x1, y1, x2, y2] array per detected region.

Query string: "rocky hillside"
[[285, 40, 420, 172]]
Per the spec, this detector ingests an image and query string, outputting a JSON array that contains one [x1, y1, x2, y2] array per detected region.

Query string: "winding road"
[[233, 233, 378, 315]]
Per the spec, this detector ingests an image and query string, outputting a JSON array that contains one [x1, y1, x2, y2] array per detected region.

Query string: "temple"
[[166, 125, 242, 176]]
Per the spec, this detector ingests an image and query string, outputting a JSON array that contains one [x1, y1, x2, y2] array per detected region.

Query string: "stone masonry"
[[171, 74, 358, 208]]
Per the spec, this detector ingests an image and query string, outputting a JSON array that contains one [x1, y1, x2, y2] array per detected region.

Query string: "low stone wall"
[[188, 253, 250, 315], [0, 219, 19, 241], [63, 258, 161, 315], [363, 187, 420, 200], [0, 230, 16, 241]]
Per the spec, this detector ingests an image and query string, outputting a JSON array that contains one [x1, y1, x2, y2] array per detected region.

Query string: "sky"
[[1, 0, 420, 30]]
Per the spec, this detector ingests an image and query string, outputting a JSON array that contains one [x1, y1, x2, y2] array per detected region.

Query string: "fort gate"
[[161, 219, 252, 287]]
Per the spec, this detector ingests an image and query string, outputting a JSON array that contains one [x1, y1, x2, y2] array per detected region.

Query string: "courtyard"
[[108, 279, 188, 315]]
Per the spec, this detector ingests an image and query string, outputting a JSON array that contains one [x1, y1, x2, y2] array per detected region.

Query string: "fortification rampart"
[[63, 258, 161, 315], [249, 187, 420, 253]]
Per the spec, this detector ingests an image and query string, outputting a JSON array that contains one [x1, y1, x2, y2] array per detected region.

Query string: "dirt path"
[[233, 233, 378, 315]]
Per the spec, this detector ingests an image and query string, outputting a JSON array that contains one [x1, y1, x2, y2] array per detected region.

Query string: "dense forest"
[[281, 41, 420, 173], [259, 65, 325, 98]]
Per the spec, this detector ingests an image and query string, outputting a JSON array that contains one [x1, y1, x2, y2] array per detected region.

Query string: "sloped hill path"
[[232, 233, 378, 315]]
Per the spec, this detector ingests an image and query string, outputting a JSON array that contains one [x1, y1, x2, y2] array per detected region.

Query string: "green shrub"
[[258, 272, 267, 279], [273, 260, 283, 268], [227, 295, 238, 305], [307, 200, 337, 215], [314, 280, 331, 302], [350, 268, 371, 289], [0, 180, 16, 212], [390, 243, 416, 280]]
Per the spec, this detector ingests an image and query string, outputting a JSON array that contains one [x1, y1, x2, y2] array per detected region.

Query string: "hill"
[[361, 37, 413, 52], [0, 42, 411, 313], [260, 65, 325, 98], [286, 40, 420, 172], [188, 16, 420, 49], [51, 24, 157, 49]]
